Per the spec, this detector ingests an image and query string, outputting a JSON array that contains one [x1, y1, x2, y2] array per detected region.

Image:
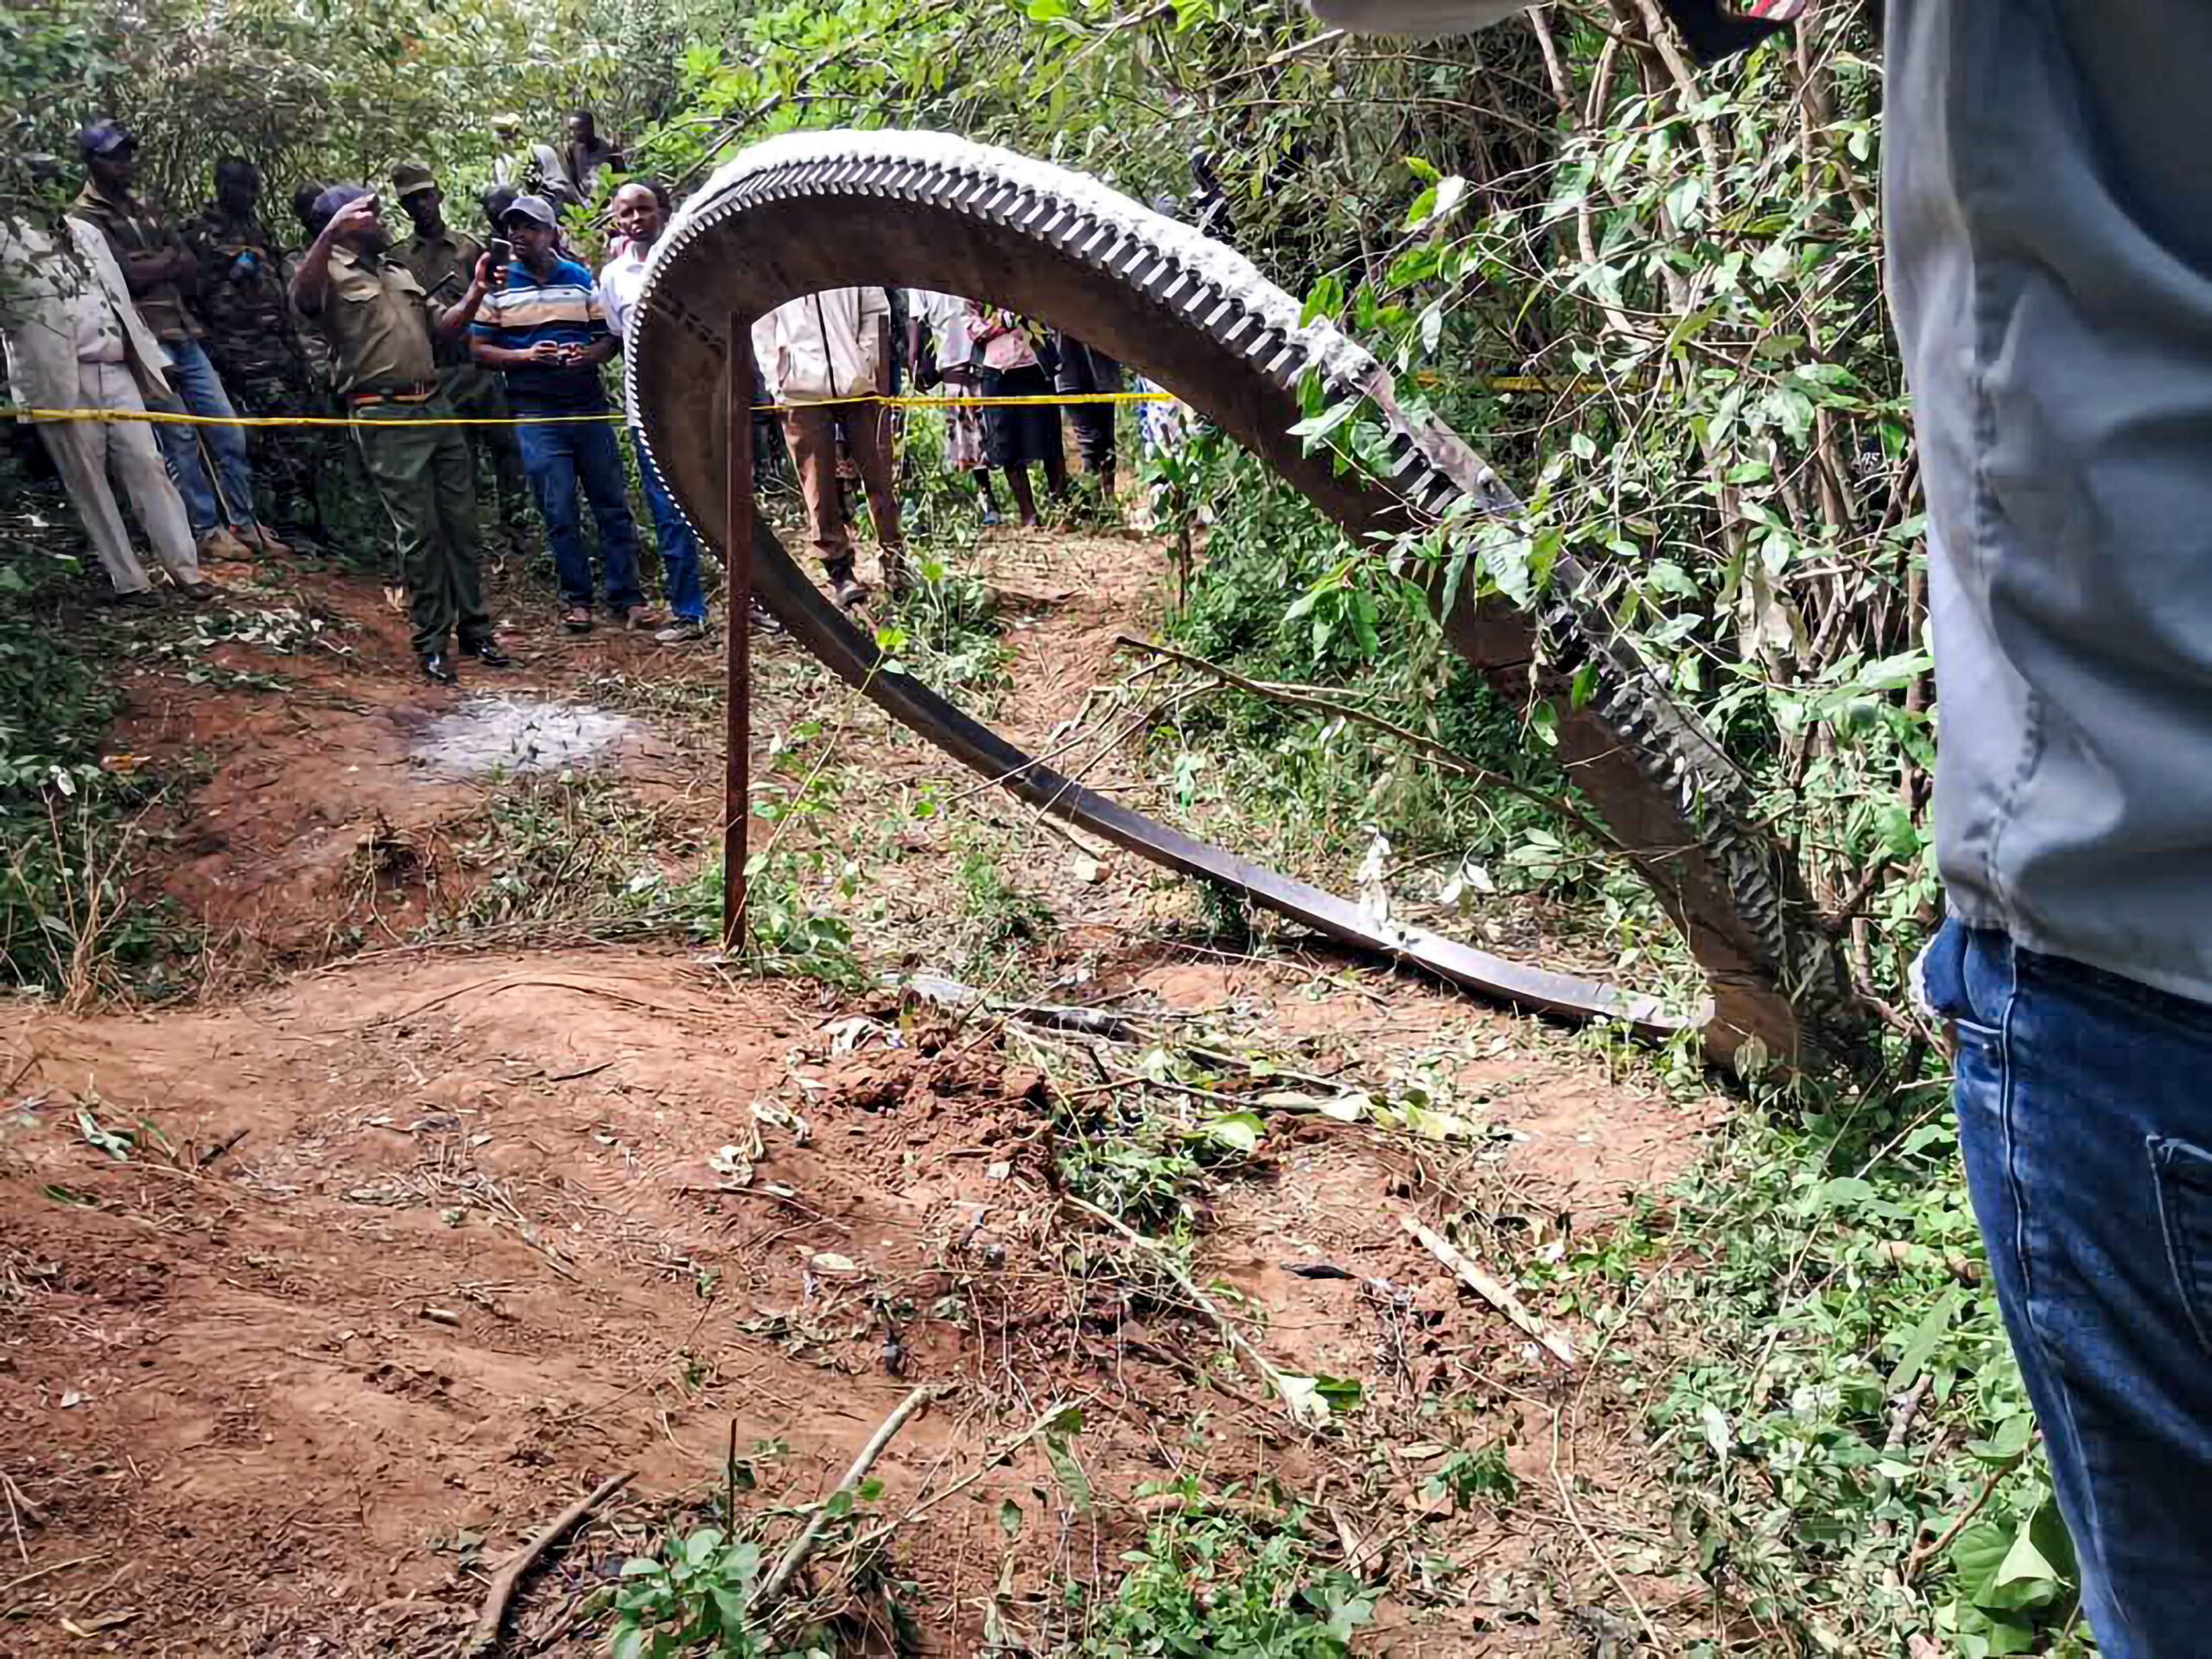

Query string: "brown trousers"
[[782, 400, 901, 567]]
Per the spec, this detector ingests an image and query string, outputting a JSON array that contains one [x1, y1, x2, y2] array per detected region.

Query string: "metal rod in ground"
[[722, 310, 758, 951]]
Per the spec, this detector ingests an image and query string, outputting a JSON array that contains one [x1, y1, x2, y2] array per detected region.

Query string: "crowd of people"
[[2, 114, 1166, 684]]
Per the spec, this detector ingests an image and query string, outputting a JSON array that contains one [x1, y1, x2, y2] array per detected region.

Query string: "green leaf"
[[998, 1497, 1023, 1538], [1299, 273, 1344, 327], [1885, 1286, 1963, 1390], [1950, 1520, 2012, 1603], [1993, 1525, 2056, 1592], [1965, 1414, 2036, 1465], [1813, 1175, 1875, 1211], [1198, 1111, 1264, 1154], [710, 1585, 749, 1630], [2027, 1497, 2077, 1583], [1700, 1402, 1732, 1460], [823, 1488, 855, 1519], [1313, 1374, 1364, 1411], [1043, 1427, 1092, 1513]]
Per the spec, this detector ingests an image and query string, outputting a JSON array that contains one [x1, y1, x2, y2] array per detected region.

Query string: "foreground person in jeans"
[[1311, 0, 2212, 1649], [469, 194, 649, 634]]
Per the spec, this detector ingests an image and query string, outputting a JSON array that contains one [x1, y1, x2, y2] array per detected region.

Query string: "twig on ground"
[[1904, 1432, 2038, 1584], [1, 1478, 24, 1566], [1550, 1406, 1662, 1652], [353, 974, 714, 1032], [460, 1469, 635, 1657], [195, 1128, 249, 1168], [0, 1552, 100, 1600], [752, 1383, 946, 1612], [1401, 1213, 1575, 1368], [852, 1395, 1088, 1549]]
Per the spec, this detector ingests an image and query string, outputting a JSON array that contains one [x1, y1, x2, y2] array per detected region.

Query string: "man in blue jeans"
[[69, 120, 287, 566], [1311, 0, 2212, 1650], [595, 181, 709, 645], [468, 194, 651, 634]]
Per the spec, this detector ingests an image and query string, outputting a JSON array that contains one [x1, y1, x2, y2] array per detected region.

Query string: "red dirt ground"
[[0, 524, 1715, 1656]]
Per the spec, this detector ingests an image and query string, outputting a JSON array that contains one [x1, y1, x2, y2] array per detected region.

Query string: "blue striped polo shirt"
[[471, 255, 612, 415]]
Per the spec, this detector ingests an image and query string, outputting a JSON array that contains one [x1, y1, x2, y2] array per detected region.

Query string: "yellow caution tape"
[[0, 377, 1612, 429], [0, 390, 1181, 429]]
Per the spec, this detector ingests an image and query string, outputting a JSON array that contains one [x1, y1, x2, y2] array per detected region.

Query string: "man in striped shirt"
[[468, 195, 648, 633]]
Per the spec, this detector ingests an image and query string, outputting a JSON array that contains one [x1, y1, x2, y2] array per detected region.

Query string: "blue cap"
[[312, 184, 372, 222], [76, 120, 133, 159]]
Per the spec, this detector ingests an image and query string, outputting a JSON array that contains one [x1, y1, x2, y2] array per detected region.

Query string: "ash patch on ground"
[[410, 694, 637, 778]]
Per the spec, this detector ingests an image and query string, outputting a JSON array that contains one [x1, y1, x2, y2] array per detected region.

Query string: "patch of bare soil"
[[0, 949, 1651, 1656]]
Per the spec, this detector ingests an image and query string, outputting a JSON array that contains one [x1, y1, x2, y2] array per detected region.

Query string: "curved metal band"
[[631, 131, 1860, 1057]]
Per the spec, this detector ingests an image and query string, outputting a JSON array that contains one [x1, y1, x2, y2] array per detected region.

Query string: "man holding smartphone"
[[468, 194, 647, 634], [391, 162, 531, 560], [289, 186, 506, 684]]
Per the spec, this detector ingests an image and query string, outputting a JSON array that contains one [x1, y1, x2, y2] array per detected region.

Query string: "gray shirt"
[[1887, 1, 2212, 1005]]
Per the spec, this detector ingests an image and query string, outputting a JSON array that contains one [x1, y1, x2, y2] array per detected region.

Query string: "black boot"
[[823, 557, 868, 610]]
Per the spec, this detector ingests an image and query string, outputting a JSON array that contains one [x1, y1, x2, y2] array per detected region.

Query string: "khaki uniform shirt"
[[68, 181, 204, 343], [398, 227, 485, 367], [308, 245, 448, 395]]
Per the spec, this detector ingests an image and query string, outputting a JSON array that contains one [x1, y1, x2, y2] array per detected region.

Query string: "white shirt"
[[594, 238, 656, 425], [750, 287, 887, 404]]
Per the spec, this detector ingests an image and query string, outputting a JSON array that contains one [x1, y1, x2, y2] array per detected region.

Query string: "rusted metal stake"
[[722, 313, 758, 952]]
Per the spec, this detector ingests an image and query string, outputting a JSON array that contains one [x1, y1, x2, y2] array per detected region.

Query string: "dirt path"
[[0, 526, 1717, 1655]]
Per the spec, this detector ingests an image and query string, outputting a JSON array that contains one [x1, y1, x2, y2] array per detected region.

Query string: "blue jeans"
[[630, 427, 703, 622], [145, 337, 256, 536], [1922, 919, 2212, 1656], [515, 416, 641, 613]]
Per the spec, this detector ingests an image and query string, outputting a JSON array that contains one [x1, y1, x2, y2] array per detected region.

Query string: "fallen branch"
[[1116, 633, 1624, 854], [353, 974, 714, 1032], [461, 1470, 634, 1657], [1402, 1214, 1575, 1369], [753, 1383, 945, 1612]]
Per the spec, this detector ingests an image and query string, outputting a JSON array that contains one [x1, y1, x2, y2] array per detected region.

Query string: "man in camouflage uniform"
[[391, 161, 532, 557], [187, 157, 317, 541]]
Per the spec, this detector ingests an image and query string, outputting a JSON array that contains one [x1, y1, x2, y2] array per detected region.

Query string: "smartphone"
[[487, 237, 512, 265]]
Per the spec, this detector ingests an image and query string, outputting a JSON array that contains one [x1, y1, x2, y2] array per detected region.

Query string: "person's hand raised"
[[327, 197, 381, 240]]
